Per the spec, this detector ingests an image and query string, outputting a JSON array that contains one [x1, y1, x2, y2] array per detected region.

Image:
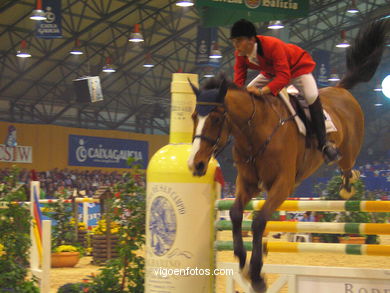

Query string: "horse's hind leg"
[[339, 168, 360, 199], [338, 148, 360, 199]]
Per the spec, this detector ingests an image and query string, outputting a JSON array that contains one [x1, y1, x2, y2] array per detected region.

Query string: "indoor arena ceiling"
[[0, 0, 389, 153]]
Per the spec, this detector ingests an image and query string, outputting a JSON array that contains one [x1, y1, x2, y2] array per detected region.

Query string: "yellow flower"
[[0, 244, 5, 257], [54, 245, 78, 252]]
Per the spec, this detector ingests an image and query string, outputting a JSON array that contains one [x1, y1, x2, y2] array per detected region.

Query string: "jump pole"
[[30, 181, 51, 293]]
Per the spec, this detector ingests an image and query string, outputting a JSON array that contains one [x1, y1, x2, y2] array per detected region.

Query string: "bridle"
[[192, 93, 296, 164], [192, 101, 229, 158]]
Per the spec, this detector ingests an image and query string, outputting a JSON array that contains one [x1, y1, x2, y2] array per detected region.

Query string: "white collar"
[[247, 42, 258, 65]]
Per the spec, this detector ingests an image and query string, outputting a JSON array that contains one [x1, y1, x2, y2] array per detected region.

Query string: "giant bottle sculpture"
[[145, 73, 219, 292]]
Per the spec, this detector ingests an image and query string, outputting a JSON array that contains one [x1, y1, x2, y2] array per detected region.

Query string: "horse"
[[187, 20, 388, 292]]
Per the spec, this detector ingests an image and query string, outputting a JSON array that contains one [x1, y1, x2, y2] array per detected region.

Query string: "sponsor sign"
[[68, 134, 148, 169]]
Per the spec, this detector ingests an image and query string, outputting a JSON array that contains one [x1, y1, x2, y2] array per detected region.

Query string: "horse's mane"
[[202, 74, 243, 91]]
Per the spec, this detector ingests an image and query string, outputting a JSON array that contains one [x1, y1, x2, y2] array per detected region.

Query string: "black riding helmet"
[[230, 19, 257, 39]]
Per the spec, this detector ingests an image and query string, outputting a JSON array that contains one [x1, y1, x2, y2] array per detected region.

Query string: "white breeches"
[[247, 73, 319, 105]]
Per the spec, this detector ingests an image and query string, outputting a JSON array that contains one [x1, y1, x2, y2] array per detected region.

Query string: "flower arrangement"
[[0, 166, 39, 292], [0, 243, 5, 257], [91, 218, 120, 235], [54, 245, 78, 253], [69, 218, 87, 231]]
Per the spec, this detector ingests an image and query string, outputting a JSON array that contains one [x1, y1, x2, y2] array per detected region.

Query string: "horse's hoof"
[[339, 186, 356, 199], [239, 262, 251, 282], [251, 278, 267, 293]]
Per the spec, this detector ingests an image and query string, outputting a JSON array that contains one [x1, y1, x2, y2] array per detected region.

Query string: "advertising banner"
[[312, 49, 330, 88], [196, 0, 309, 26], [36, 0, 62, 38], [68, 135, 148, 169], [196, 26, 220, 67]]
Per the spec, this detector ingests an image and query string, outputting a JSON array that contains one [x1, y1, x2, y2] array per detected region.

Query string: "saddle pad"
[[279, 88, 337, 136]]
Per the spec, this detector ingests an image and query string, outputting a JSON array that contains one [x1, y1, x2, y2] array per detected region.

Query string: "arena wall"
[[0, 122, 168, 171]]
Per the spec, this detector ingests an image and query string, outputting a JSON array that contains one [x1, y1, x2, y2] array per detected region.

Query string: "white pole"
[[41, 220, 51, 293], [83, 202, 89, 227]]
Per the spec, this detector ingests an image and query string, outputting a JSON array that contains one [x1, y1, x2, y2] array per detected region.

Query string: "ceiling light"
[[346, 0, 359, 14], [143, 53, 154, 68], [176, 0, 194, 7], [209, 42, 222, 59], [30, 9, 46, 21], [204, 74, 215, 78], [70, 39, 83, 55], [129, 24, 144, 43], [328, 73, 340, 82], [102, 57, 116, 73], [30, 0, 46, 21], [268, 20, 284, 30], [336, 30, 350, 48], [16, 40, 32, 58]]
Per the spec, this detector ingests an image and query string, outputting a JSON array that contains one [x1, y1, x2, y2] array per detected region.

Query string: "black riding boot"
[[309, 98, 341, 164]]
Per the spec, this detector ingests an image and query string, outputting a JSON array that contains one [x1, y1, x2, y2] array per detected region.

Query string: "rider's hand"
[[247, 86, 262, 96]]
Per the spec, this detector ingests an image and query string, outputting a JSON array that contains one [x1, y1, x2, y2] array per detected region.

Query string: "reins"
[[232, 94, 296, 165], [194, 91, 296, 171]]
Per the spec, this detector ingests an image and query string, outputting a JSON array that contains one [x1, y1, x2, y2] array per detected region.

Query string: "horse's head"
[[187, 77, 230, 176]]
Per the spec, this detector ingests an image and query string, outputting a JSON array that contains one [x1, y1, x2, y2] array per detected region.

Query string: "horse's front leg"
[[229, 199, 246, 269], [250, 175, 294, 292], [230, 174, 260, 272]]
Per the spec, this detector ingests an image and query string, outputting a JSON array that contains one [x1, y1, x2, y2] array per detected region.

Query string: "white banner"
[[298, 276, 390, 292], [0, 144, 32, 163]]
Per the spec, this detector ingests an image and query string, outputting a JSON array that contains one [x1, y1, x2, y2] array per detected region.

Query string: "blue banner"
[[196, 26, 220, 67], [42, 203, 101, 227], [36, 0, 62, 39], [68, 135, 148, 169], [312, 49, 330, 88]]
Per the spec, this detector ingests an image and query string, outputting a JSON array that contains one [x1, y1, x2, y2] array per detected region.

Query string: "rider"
[[230, 18, 340, 164]]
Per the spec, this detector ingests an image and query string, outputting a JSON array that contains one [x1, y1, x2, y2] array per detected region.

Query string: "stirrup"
[[322, 143, 341, 165]]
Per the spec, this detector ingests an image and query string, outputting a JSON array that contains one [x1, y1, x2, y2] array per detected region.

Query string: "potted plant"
[[44, 189, 82, 267], [91, 218, 120, 265], [51, 245, 80, 268], [83, 158, 146, 292]]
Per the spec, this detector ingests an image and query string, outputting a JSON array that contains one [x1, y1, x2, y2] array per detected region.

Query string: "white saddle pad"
[[279, 87, 337, 136]]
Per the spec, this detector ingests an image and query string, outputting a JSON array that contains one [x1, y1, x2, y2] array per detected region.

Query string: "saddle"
[[278, 86, 337, 137]]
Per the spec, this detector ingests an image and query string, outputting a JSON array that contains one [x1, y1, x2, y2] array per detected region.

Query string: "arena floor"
[[49, 233, 390, 292]]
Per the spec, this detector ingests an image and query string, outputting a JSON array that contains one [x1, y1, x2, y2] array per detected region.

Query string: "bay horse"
[[187, 20, 388, 292]]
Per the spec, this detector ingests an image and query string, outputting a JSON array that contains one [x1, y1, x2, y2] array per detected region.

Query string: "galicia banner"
[[312, 49, 330, 88], [195, 26, 220, 67], [196, 0, 309, 27], [68, 135, 148, 169], [36, 0, 62, 39]]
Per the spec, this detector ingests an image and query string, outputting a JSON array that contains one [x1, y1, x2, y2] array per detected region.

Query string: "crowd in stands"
[[0, 168, 145, 198], [221, 158, 390, 199]]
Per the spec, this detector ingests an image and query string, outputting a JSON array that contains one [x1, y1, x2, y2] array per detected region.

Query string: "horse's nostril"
[[195, 162, 205, 172]]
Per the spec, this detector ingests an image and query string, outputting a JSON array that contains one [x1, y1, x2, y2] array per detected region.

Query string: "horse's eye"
[[211, 115, 222, 124], [191, 112, 197, 121]]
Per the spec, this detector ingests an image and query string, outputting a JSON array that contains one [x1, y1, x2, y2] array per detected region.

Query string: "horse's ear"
[[217, 78, 228, 103], [188, 78, 200, 98]]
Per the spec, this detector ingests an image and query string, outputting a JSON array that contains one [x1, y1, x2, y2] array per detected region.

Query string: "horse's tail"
[[338, 19, 388, 90]]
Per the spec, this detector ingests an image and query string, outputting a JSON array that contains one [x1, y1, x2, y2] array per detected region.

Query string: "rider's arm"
[[233, 51, 248, 87], [266, 42, 291, 96]]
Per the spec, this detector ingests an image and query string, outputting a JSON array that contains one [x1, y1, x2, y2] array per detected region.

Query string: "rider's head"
[[230, 19, 257, 55]]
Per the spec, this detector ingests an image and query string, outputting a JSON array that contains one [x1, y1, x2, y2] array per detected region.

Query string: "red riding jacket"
[[233, 35, 316, 96]]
